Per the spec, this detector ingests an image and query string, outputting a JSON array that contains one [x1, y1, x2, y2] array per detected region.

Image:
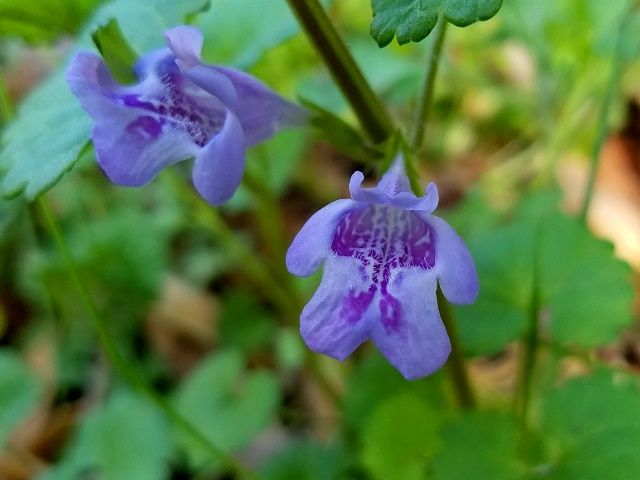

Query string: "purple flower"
[[286, 158, 478, 380], [66, 26, 306, 205]]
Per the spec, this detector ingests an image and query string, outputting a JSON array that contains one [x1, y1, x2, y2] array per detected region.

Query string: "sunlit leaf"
[[371, 0, 503, 47]]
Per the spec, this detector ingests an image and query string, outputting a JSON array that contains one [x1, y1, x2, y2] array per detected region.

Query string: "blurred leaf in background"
[[173, 349, 280, 471], [41, 389, 174, 480], [0, 349, 42, 446]]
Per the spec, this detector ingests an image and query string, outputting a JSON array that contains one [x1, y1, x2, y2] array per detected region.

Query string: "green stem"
[[437, 289, 475, 409], [579, 14, 627, 222], [38, 198, 254, 480], [0, 69, 13, 126], [516, 268, 540, 430], [286, 0, 394, 143], [516, 227, 541, 459], [410, 14, 447, 151]]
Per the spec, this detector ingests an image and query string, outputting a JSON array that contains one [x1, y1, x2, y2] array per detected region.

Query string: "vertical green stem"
[[516, 270, 540, 429], [407, 16, 473, 409], [579, 14, 628, 223], [437, 289, 475, 409], [410, 15, 447, 150], [38, 198, 254, 480], [0, 69, 13, 126], [286, 0, 394, 143]]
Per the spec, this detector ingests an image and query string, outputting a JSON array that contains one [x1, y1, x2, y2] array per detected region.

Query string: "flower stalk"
[[410, 14, 447, 151], [437, 289, 475, 409], [286, 0, 394, 143], [579, 14, 627, 223]]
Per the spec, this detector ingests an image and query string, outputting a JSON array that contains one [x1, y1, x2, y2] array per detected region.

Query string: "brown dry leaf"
[[559, 134, 640, 271], [468, 344, 519, 401], [146, 275, 219, 377]]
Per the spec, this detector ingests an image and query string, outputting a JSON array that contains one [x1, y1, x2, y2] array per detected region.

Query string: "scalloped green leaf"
[[430, 412, 528, 480], [371, 0, 503, 47], [541, 371, 640, 479], [454, 200, 634, 355], [41, 390, 173, 480], [362, 393, 441, 480], [0, 0, 209, 200], [173, 349, 280, 470]]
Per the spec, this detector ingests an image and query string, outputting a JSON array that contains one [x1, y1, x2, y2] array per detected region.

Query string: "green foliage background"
[[0, 0, 639, 478]]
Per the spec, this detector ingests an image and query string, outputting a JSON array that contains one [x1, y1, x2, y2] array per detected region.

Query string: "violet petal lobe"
[[192, 109, 245, 205], [164, 25, 203, 69], [300, 256, 372, 360], [425, 213, 479, 304], [286, 199, 356, 277], [349, 170, 440, 212], [67, 52, 197, 186], [200, 66, 308, 146], [369, 268, 451, 380]]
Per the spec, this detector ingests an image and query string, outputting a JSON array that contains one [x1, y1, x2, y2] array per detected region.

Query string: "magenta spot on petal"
[[332, 205, 436, 332], [340, 285, 376, 324], [126, 115, 163, 138]]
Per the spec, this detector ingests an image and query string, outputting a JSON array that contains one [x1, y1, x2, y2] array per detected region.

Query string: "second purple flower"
[[286, 158, 479, 380], [67, 26, 306, 205]]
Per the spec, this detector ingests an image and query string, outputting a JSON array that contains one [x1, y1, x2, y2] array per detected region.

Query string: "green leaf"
[[173, 349, 280, 470], [343, 350, 450, 432], [91, 19, 138, 84], [371, 0, 503, 47], [195, 0, 329, 68], [41, 390, 173, 480], [362, 393, 441, 480], [0, 0, 102, 43], [430, 412, 528, 479], [300, 97, 383, 163], [454, 221, 534, 355], [454, 194, 634, 355], [541, 371, 640, 480], [0, 0, 210, 200], [0, 349, 42, 446], [259, 441, 347, 480], [219, 291, 276, 354]]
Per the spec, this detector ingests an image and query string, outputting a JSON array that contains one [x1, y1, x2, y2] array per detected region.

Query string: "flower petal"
[[300, 256, 372, 360], [67, 52, 197, 185], [164, 26, 203, 69], [349, 170, 440, 212], [427, 214, 479, 304], [192, 109, 245, 205], [207, 66, 307, 145], [286, 199, 356, 277], [181, 65, 239, 110], [369, 269, 451, 380]]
